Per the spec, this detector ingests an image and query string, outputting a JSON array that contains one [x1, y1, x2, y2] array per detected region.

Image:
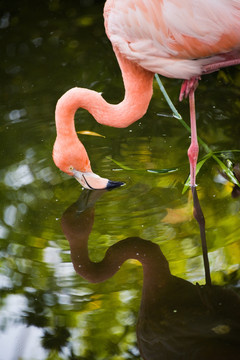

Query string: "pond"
[[0, 1, 240, 359]]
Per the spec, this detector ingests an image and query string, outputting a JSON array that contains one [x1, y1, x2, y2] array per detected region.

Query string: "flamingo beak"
[[106, 179, 125, 189], [71, 168, 124, 190]]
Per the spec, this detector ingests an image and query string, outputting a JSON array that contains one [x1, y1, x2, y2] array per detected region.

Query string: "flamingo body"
[[54, 0, 240, 189], [105, 0, 240, 79]]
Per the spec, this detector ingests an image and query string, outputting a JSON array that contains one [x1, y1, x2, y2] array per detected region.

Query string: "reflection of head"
[[61, 190, 240, 360]]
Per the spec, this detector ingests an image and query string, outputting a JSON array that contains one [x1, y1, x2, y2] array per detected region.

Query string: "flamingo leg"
[[180, 77, 200, 187], [188, 88, 199, 187]]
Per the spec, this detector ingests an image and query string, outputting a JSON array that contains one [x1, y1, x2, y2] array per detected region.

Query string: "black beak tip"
[[106, 180, 125, 189]]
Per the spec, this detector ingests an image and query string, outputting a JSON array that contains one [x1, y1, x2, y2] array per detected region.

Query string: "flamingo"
[[53, 0, 240, 190]]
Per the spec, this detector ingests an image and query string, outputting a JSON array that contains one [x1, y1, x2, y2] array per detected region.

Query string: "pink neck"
[[55, 49, 154, 136]]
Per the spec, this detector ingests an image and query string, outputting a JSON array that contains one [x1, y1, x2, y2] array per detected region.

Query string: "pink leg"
[[180, 77, 200, 187], [188, 88, 199, 187]]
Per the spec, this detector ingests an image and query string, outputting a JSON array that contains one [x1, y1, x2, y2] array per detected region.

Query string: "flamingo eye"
[[69, 166, 74, 171]]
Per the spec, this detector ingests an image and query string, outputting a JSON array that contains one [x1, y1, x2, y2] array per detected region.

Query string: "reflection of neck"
[[61, 201, 171, 305]]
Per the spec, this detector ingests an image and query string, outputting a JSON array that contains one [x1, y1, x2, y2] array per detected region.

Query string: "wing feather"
[[105, 0, 240, 79]]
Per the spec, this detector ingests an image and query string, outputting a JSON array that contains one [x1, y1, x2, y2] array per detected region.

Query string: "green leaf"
[[106, 156, 133, 170], [107, 156, 178, 174], [77, 130, 105, 138], [147, 167, 178, 174], [212, 155, 240, 187]]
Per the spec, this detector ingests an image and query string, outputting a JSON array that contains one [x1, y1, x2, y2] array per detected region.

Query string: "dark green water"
[[0, 1, 240, 359]]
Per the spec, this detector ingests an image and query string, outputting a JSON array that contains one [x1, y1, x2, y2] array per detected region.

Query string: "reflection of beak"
[[71, 168, 124, 190]]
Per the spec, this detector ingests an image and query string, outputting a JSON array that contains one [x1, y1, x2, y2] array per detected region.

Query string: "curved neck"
[[55, 49, 154, 136]]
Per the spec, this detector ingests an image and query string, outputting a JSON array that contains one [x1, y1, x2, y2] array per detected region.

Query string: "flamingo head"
[[70, 167, 124, 190], [53, 138, 124, 190]]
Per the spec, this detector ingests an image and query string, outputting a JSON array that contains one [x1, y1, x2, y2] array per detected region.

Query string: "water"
[[0, 1, 240, 359]]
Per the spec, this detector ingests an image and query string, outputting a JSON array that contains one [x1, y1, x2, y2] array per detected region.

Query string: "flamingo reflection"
[[61, 191, 240, 360]]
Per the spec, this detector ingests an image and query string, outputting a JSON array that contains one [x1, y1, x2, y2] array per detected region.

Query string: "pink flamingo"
[[53, 0, 240, 190]]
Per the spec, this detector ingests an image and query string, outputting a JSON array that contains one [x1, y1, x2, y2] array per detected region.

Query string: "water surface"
[[0, 1, 240, 359]]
